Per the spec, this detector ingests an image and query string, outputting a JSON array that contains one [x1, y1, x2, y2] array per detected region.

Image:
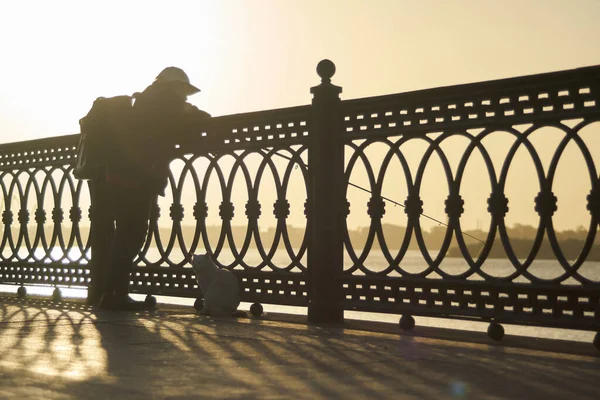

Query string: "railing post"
[[307, 60, 344, 323]]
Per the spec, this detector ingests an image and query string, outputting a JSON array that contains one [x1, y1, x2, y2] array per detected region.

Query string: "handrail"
[[341, 64, 600, 110]]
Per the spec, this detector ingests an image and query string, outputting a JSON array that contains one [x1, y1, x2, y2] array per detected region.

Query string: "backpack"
[[73, 95, 134, 180]]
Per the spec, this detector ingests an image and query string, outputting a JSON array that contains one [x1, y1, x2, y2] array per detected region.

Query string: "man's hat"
[[155, 67, 200, 95]]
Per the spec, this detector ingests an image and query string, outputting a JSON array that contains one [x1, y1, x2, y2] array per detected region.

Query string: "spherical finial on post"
[[316, 59, 336, 84], [310, 59, 341, 97]]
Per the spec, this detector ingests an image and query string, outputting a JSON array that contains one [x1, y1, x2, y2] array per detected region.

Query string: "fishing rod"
[[262, 148, 486, 246]]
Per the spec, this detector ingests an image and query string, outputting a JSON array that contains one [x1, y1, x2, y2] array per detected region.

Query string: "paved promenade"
[[0, 295, 599, 399]]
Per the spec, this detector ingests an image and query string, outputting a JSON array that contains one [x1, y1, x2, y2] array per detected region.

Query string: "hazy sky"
[[1, 0, 600, 232], [2, 0, 600, 139]]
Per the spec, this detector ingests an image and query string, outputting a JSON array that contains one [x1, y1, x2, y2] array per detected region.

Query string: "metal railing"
[[1, 60, 599, 346]]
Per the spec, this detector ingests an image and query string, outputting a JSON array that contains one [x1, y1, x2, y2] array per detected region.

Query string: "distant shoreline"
[[446, 238, 600, 262]]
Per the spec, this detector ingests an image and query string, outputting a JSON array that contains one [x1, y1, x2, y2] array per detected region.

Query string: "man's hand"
[[184, 103, 211, 119]]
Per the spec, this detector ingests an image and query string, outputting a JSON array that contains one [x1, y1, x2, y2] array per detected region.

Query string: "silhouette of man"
[[96, 67, 210, 310]]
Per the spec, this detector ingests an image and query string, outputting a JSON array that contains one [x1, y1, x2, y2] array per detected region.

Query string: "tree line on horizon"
[[7, 222, 598, 261]]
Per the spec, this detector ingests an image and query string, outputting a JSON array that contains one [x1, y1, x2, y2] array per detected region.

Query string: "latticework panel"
[[136, 105, 311, 282], [0, 135, 79, 170], [140, 145, 309, 273], [342, 66, 599, 139], [341, 65, 600, 328], [341, 276, 600, 330], [179, 105, 311, 154], [0, 263, 89, 287], [0, 135, 91, 273], [128, 267, 308, 306]]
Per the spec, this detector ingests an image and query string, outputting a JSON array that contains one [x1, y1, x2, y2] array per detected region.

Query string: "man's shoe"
[[99, 292, 154, 311], [114, 295, 153, 311]]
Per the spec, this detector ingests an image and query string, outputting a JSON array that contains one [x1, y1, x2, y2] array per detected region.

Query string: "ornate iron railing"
[[0, 61, 599, 346], [130, 105, 311, 306], [0, 105, 312, 307], [0, 135, 88, 287], [339, 65, 600, 335]]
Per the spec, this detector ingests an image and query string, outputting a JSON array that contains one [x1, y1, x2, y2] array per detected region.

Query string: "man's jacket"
[[107, 83, 211, 196]]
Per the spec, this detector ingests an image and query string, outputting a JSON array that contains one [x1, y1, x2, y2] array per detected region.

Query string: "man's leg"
[[87, 178, 115, 305], [103, 185, 155, 309]]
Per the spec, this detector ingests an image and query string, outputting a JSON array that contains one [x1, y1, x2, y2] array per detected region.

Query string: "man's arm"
[[168, 104, 218, 156]]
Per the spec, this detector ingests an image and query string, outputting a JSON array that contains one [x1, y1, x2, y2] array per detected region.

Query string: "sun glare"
[[0, 1, 223, 139]]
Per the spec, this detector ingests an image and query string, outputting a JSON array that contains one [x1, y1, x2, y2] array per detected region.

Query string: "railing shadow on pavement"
[[1, 296, 599, 399]]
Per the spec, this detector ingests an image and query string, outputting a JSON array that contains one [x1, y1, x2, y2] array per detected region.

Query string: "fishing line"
[[262, 147, 487, 248]]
